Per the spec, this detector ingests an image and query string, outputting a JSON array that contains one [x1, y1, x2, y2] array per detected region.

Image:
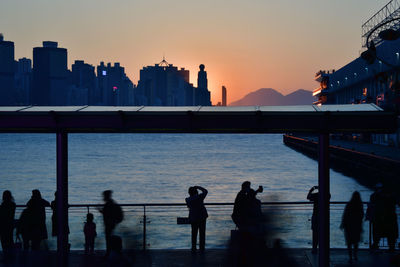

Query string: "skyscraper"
[[70, 60, 95, 105], [136, 58, 195, 106], [96, 62, 134, 106], [32, 41, 68, 105], [0, 34, 15, 105], [222, 85, 227, 106], [15, 57, 32, 105]]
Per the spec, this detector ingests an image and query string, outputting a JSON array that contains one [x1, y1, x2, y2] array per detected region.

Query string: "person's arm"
[[255, 186, 263, 194], [307, 186, 318, 201], [43, 199, 51, 207], [195, 186, 208, 198]]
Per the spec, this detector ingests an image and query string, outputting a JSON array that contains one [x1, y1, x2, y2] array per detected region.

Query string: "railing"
[[11, 202, 397, 251]]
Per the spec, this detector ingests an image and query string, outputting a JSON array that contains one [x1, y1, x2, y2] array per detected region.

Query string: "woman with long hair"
[[341, 191, 364, 263]]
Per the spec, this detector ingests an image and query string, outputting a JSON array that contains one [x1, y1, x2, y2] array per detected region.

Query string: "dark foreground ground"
[[1, 249, 400, 267]]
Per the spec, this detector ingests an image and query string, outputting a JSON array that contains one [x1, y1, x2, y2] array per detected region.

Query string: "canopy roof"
[[0, 104, 396, 133]]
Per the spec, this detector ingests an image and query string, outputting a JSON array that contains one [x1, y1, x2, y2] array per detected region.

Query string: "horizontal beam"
[[0, 107, 397, 133]]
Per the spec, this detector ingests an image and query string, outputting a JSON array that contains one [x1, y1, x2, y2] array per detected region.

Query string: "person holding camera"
[[185, 186, 208, 252], [232, 181, 263, 231]]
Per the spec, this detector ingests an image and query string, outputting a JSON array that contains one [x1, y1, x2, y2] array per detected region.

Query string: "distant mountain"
[[229, 88, 314, 106]]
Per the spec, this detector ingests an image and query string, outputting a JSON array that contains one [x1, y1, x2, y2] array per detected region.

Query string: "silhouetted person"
[[367, 184, 398, 251], [247, 189, 263, 229], [50, 191, 70, 251], [16, 208, 32, 250], [26, 189, 50, 250], [232, 181, 263, 231], [367, 183, 394, 250], [366, 183, 383, 249], [340, 191, 364, 263], [0, 190, 16, 261], [84, 213, 97, 254], [51, 191, 58, 237], [231, 182, 264, 266], [185, 186, 208, 252], [307, 185, 319, 254], [232, 181, 250, 230], [382, 190, 398, 252], [99, 190, 123, 256]]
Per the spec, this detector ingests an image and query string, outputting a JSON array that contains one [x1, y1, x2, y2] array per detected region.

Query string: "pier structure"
[[313, 0, 400, 148], [0, 103, 397, 266]]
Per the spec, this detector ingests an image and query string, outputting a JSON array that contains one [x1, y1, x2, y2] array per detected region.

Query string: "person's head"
[[350, 191, 362, 204], [87, 213, 94, 223], [2, 190, 13, 202], [32, 189, 42, 200], [375, 183, 383, 192], [242, 181, 251, 191], [110, 235, 122, 253], [188, 187, 197, 196], [103, 190, 112, 201]]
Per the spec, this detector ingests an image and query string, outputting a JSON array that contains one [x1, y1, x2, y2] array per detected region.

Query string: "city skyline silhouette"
[[0, 0, 389, 104]]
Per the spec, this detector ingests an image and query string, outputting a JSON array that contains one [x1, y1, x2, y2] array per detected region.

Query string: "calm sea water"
[[0, 134, 373, 249]]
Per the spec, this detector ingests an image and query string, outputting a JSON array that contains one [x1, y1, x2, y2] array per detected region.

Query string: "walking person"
[[84, 213, 97, 254], [16, 207, 32, 250], [366, 183, 398, 251], [99, 190, 123, 257], [340, 191, 364, 263], [26, 189, 50, 250], [0, 190, 16, 261], [185, 186, 208, 252]]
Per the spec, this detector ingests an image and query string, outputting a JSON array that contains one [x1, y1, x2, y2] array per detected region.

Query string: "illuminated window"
[[102, 70, 107, 76]]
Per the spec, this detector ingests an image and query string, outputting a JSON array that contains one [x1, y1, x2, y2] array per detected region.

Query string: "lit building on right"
[[313, 0, 400, 147]]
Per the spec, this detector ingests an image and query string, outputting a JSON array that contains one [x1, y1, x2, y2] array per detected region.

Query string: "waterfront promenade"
[[1, 248, 399, 266]]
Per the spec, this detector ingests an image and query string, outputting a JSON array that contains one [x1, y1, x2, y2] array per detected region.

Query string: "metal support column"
[[56, 132, 69, 265], [318, 133, 330, 267]]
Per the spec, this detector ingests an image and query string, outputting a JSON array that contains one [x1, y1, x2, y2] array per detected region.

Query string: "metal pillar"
[[318, 133, 330, 267], [56, 132, 69, 265]]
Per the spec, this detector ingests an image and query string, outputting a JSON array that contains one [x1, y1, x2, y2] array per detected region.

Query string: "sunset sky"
[[0, 0, 390, 104]]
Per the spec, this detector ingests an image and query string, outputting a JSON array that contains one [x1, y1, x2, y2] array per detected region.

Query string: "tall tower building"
[[196, 64, 211, 106], [32, 41, 68, 105], [197, 64, 208, 90], [222, 85, 227, 106], [0, 34, 15, 105]]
